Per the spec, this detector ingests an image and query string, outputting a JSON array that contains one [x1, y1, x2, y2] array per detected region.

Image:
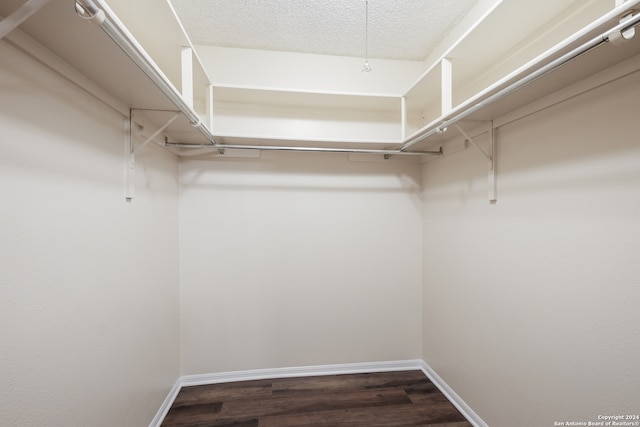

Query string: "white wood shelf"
[[402, 0, 612, 142], [105, 0, 212, 113], [2, 0, 639, 154], [211, 85, 403, 144], [402, 0, 640, 151]]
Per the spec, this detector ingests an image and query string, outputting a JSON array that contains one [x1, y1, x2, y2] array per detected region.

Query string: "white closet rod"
[[75, 0, 220, 146], [400, 5, 640, 152]]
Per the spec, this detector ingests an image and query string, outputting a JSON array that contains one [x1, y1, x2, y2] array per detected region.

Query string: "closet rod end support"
[[75, 2, 105, 25]]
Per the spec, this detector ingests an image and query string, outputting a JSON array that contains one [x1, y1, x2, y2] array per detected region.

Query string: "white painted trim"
[[148, 378, 182, 427], [418, 360, 489, 427], [149, 359, 487, 427], [180, 359, 423, 387]]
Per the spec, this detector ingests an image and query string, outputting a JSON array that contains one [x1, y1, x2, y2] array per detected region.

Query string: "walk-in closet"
[[1, 1, 639, 426]]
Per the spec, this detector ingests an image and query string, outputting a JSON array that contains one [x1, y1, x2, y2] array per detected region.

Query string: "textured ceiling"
[[169, 0, 478, 61]]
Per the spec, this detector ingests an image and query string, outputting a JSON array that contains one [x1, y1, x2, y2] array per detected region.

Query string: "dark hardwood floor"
[[161, 370, 472, 427]]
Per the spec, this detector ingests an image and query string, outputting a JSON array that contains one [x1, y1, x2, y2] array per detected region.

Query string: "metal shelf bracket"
[[125, 109, 180, 200], [454, 122, 497, 203]]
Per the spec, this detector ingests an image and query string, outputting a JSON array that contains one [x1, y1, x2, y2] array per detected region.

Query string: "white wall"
[[0, 42, 179, 426], [421, 62, 640, 426], [179, 152, 423, 375]]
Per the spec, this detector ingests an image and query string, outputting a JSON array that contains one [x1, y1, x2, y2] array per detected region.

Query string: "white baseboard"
[[417, 360, 488, 427], [180, 359, 424, 387], [148, 378, 182, 427], [149, 359, 487, 427]]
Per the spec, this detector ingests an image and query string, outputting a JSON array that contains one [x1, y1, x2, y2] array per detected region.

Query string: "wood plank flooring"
[[161, 370, 472, 427]]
